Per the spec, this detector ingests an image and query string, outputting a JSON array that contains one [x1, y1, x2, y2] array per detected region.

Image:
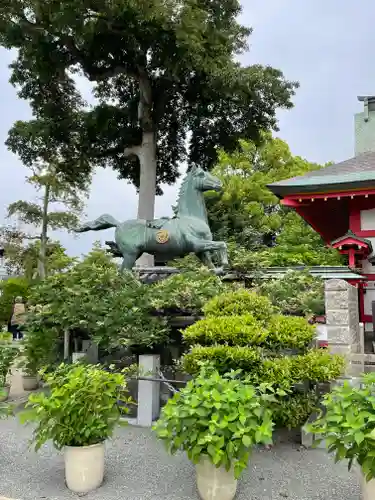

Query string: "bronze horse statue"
[[75, 166, 228, 271]]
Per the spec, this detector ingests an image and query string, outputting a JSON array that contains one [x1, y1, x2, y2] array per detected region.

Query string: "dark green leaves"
[[0, 0, 298, 192]]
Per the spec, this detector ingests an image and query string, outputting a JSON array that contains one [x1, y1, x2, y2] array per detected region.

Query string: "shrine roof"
[[331, 230, 372, 249], [268, 151, 375, 197]]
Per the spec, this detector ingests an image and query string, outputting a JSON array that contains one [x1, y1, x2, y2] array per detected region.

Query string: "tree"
[[0, 1, 298, 264], [7, 167, 86, 279], [205, 135, 342, 266]]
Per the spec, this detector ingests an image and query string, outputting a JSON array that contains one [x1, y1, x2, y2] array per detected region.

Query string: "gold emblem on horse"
[[156, 229, 169, 244]]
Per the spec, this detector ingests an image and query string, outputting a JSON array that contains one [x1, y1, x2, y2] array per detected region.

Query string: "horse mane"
[[176, 168, 194, 209]]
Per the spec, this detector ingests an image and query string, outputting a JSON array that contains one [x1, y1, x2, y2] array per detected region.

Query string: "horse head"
[[190, 166, 222, 193]]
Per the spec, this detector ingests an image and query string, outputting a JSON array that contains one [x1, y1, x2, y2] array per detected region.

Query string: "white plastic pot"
[[362, 474, 375, 500], [64, 442, 105, 493], [0, 384, 10, 402], [22, 375, 39, 391], [196, 456, 237, 500]]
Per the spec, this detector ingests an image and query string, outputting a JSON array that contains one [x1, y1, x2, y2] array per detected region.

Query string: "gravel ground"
[[0, 417, 360, 500]]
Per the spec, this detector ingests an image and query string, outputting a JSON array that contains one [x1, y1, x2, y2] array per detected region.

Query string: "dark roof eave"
[[267, 179, 375, 198]]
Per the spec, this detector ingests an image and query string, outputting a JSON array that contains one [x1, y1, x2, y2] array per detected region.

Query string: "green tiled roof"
[[268, 151, 375, 196], [252, 266, 366, 280]]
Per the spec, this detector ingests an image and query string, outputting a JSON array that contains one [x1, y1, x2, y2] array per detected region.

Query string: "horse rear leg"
[[120, 251, 141, 272]]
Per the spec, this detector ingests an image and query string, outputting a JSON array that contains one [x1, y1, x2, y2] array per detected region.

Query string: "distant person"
[[10, 296, 26, 341]]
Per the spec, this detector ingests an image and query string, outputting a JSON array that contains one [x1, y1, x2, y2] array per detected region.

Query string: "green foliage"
[[203, 288, 275, 322], [205, 136, 342, 266], [0, 276, 29, 325], [183, 315, 268, 347], [267, 315, 315, 351], [20, 321, 58, 376], [255, 212, 343, 267], [258, 351, 345, 389], [153, 365, 275, 478], [272, 391, 319, 430], [25, 246, 169, 355], [148, 269, 227, 314], [181, 345, 262, 375], [0, 345, 18, 386], [20, 363, 131, 450], [7, 166, 87, 279], [182, 346, 345, 388], [258, 270, 325, 316], [289, 349, 346, 384], [305, 373, 375, 481], [1, 1, 297, 196]]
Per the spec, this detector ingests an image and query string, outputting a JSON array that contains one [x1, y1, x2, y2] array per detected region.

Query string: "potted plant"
[[0, 345, 18, 401], [20, 363, 132, 494], [153, 364, 276, 500], [305, 373, 375, 499]]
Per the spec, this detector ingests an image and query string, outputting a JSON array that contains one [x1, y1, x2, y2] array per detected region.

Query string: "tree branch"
[[123, 146, 140, 157]]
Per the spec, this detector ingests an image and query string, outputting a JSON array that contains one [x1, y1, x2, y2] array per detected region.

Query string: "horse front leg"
[[197, 251, 215, 269], [192, 240, 228, 268]]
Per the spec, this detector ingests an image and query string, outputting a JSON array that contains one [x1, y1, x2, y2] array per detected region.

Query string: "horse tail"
[[75, 214, 119, 233]]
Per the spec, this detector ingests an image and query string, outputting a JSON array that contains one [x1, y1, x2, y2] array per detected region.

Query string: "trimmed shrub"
[[182, 345, 345, 386], [267, 315, 315, 350], [149, 270, 227, 314], [203, 288, 276, 322], [181, 345, 262, 375], [271, 391, 319, 429], [290, 349, 346, 383], [183, 315, 268, 346]]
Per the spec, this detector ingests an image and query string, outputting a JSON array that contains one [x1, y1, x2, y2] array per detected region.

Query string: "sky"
[[0, 0, 373, 257]]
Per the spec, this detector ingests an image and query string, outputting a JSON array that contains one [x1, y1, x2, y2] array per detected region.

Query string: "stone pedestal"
[[325, 279, 364, 377], [137, 354, 160, 427]]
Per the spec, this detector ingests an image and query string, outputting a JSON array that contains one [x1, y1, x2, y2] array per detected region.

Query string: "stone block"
[[328, 344, 351, 356], [326, 325, 351, 344], [325, 290, 350, 310], [325, 279, 351, 291], [326, 309, 350, 325]]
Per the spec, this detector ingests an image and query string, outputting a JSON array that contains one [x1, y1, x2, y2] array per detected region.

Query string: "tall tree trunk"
[[135, 69, 157, 268], [38, 183, 50, 279]]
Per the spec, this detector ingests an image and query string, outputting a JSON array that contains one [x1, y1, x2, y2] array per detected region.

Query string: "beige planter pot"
[[72, 352, 86, 364], [22, 375, 39, 391], [64, 442, 105, 493], [362, 473, 375, 499], [0, 385, 10, 402], [196, 457, 237, 500]]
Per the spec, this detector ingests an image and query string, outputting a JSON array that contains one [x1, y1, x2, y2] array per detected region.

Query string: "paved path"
[[0, 418, 361, 500]]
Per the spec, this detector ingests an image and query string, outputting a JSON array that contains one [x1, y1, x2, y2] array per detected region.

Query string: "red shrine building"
[[268, 96, 375, 330]]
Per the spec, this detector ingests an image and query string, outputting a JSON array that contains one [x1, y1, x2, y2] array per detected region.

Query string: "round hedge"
[[183, 314, 268, 346], [203, 289, 276, 323]]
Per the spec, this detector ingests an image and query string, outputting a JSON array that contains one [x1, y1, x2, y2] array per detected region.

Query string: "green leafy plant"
[[24, 247, 170, 358], [0, 276, 29, 325], [267, 315, 315, 351], [20, 363, 132, 450], [258, 270, 325, 317], [149, 270, 227, 315], [203, 288, 276, 323], [153, 364, 275, 478], [305, 374, 375, 481], [182, 345, 345, 386], [183, 315, 268, 346], [0, 345, 18, 387], [271, 391, 319, 429], [181, 345, 262, 375]]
